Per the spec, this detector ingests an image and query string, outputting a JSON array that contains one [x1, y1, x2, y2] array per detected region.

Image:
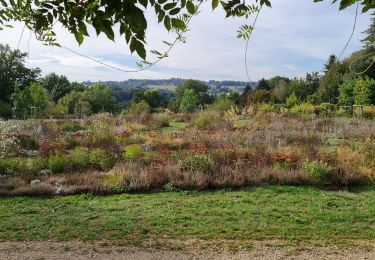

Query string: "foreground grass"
[[0, 186, 374, 247]]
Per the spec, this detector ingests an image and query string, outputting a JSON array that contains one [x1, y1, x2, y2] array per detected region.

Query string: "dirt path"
[[1, 241, 375, 260]]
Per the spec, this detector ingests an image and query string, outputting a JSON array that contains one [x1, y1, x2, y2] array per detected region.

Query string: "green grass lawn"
[[0, 186, 374, 247], [161, 121, 189, 132]]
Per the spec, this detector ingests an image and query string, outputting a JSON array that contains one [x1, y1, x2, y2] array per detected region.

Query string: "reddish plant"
[[189, 142, 208, 155], [38, 139, 67, 157]]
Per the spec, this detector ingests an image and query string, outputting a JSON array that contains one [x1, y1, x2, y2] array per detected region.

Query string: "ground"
[[1, 186, 374, 259], [1, 241, 375, 259]]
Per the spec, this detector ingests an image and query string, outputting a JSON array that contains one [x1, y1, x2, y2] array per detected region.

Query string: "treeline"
[[236, 17, 375, 110], [85, 78, 184, 88], [0, 44, 119, 118], [1, 17, 374, 118]]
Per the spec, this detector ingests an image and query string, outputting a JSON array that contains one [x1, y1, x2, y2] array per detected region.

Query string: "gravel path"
[[1, 241, 374, 260]]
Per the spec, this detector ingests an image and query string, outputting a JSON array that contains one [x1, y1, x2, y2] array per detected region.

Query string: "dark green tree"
[[317, 62, 348, 103], [362, 16, 375, 49], [143, 89, 166, 108], [240, 84, 253, 106], [175, 79, 212, 108], [257, 78, 271, 90], [83, 83, 119, 113], [268, 76, 290, 89], [247, 89, 271, 104], [0, 44, 40, 103], [324, 54, 337, 73], [42, 73, 72, 102]]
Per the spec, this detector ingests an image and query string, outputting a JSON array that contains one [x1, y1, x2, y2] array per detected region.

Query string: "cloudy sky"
[[1, 0, 371, 82]]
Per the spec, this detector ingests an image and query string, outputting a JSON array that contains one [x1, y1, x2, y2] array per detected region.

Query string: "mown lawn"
[[0, 186, 374, 247]]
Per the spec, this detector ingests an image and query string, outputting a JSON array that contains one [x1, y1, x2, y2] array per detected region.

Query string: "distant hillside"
[[84, 78, 255, 93]]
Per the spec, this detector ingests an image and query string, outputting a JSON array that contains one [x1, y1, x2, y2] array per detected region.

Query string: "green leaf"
[[171, 18, 185, 30], [74, 32, 84, 45], [186, 1, 195, 14], [164, 15, 171, 31], [169, 8, 180, 15], [212, 0, 219, 10], [130, 37, 146, 60], [164, 2, 177, 10], [158, 10, 165, 23]]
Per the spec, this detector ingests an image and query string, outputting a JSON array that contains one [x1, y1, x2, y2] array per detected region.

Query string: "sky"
[[1, 0, 371, 82]]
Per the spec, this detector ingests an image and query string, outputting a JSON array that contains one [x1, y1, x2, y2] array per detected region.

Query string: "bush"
[[0, 157, 47, 175], [89, 148, 117, 171], [290, 103, 315, 115], [257, 103, 276, 113], [123, 144, 144, 160], [151, 113, 170, 128], [193, 110, 229, 130], [127, 101, 151, 116], [59, 120, 84, 132], [68, 147, 90, 170], [48, 154, 66, 173], [315, 103, 336, 116], [363, 106, 375, 119], [178, 154, 214, 173], [209, 97, 235, 113], [302, 160, 332, 183]]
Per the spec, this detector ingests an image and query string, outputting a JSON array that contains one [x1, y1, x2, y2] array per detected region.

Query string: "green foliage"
[[84, 83, 119, 113], [257, 103, 276, 113], [178, 154, 214, 173], [124, 144, 144, 160], [339, 77, 355, 105], [143, 90, 166, 108], [179, 89, 199, 113], [286, 92, 299, 108], [48, 154, 66, 173], [302, 160, 332, 182], [127, 100, 151, 116], [353, 77, 375, 105], [28, 83, 50, 111], [257, 78, 271, 90], [209, 94, 235, 113], [317, 62, 347, 103], [247, 89, 271, 104], [68, 147, 90, 170], [227, 91, 240, 105], [315, 103, 336, 116], [73, 100, 92, 116], [42, 73, 72, 102], [273, 161, 290, 170], [151, 113, 170, 128], [0, 44, 40, 103], [175, 80, 212, 110], [363, 105, 375, 119], [290, 103, 315, 115], [0, 157, 47, 175], [0, 100, 12, 118], [193, 110, 222, 130], [287, 73, 320, 103], [89, 148, 117, 171], [55, 91, 83, 114]]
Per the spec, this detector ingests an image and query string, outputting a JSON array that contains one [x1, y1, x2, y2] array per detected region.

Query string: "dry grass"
[[0, 111, 374, 195]]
